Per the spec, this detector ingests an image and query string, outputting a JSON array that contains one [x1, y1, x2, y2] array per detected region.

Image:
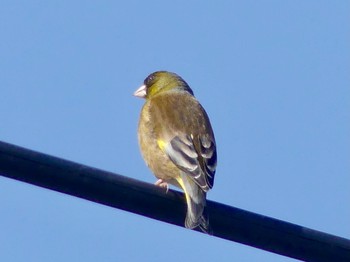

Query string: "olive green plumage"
[[134, 71, 217, 233]]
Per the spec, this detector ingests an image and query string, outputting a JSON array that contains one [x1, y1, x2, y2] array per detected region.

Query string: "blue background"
[[0, 1, 349, 261]]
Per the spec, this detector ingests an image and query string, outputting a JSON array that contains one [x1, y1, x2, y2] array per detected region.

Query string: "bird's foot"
[[155, 179, 169, 193]]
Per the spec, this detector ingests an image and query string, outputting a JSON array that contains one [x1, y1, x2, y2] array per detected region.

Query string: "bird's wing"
[[165, 133, 217, 192]]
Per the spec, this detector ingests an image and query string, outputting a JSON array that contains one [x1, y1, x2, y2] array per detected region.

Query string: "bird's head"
[[134, 71, 193, 99]]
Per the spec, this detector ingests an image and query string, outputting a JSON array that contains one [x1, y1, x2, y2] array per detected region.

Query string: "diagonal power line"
[[0, 140, 349, 261]]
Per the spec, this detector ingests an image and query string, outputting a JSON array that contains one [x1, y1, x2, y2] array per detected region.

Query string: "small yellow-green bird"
[[134, 71, 217, 233]]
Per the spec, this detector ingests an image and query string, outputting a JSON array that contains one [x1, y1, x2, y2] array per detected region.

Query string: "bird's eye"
[[144, 74, 155, 86]]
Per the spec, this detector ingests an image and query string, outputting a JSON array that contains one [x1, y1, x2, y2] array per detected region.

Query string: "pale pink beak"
[[133, 84, 147, 98]]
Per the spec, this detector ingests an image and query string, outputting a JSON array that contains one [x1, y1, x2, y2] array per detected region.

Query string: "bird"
[[134, 71, 217, 233]]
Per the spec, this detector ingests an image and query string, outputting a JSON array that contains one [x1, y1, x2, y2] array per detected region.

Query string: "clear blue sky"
[[0, 1, 349, 261]]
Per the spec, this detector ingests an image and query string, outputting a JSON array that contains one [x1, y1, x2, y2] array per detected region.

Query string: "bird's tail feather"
[[177, 173, 211, 234]]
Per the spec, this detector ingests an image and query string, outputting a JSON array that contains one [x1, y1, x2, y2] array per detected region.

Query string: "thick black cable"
[[0, 140, 349, 261]]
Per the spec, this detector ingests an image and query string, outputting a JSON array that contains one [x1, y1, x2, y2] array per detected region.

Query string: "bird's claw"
[[155, 179, 169, 193]]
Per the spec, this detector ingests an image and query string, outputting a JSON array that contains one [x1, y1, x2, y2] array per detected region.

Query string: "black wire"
[[0, 140, 349, 262]]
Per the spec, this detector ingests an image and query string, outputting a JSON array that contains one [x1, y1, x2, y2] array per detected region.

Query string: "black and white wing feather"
[[165, 134, 217, 192]]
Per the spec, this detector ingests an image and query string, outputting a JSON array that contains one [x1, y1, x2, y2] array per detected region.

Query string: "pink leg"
[[155, 179, 169, 193]]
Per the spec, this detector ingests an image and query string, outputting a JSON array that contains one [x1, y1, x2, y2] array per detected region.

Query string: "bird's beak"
[[133, 84, 147, 98]]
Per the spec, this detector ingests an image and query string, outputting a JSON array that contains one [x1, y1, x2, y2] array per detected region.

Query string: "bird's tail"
[[177, 172, 211, 234]]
